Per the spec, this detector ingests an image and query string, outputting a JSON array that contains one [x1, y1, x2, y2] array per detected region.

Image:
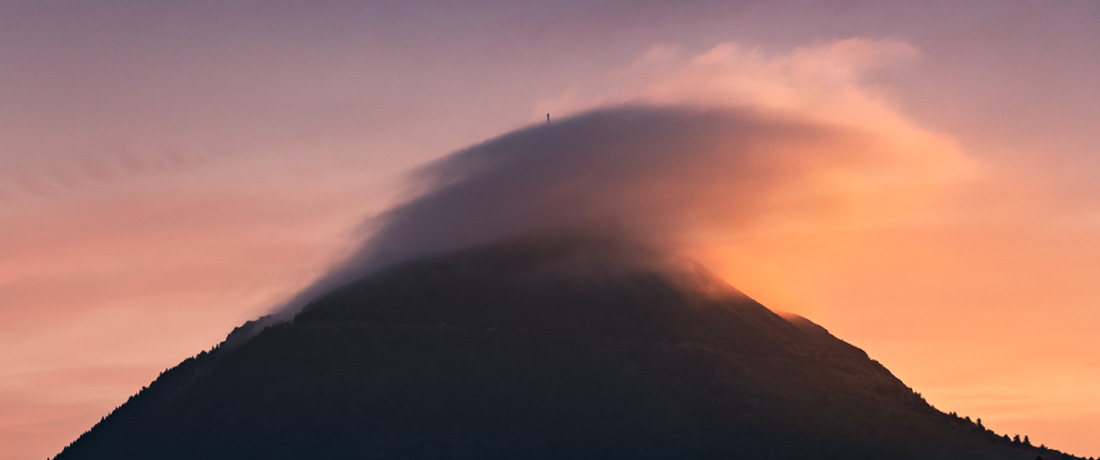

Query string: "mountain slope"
[[54, 238, 1074, 459]]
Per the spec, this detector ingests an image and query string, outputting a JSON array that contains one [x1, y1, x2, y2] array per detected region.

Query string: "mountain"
[[54, 236, 1076, 459]]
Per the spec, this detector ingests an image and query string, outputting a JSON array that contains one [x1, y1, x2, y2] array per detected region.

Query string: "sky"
[[2, 1, 1100, 458]]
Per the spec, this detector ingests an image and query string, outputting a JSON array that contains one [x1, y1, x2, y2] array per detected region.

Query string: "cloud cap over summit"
[[282, 104, 969, 315]]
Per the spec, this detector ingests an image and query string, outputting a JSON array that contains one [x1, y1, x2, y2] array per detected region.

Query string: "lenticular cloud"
[[278, 102, 964, 316]]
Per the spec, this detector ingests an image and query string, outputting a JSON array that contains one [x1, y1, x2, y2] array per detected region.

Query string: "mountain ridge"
[[54, 237, 1077, 459]]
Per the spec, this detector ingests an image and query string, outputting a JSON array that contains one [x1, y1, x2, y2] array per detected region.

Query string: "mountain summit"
[[55, 237, 1074, 459]]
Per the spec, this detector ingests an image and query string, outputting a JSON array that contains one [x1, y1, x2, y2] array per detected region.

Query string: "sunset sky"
[[3, 2, 1100, 459]]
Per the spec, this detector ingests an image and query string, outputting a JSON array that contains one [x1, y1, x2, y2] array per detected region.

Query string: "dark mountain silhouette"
[[54, 236, 1077, 459]]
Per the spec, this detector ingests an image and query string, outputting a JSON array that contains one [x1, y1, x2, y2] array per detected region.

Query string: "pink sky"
[[3, 2, 1100, 459]]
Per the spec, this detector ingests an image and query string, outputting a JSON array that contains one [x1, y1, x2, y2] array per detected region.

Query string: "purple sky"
[[3, 2, 1100, 459]]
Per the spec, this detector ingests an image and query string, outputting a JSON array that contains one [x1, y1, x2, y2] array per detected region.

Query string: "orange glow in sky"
[[3, 2, 1100, 459]]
